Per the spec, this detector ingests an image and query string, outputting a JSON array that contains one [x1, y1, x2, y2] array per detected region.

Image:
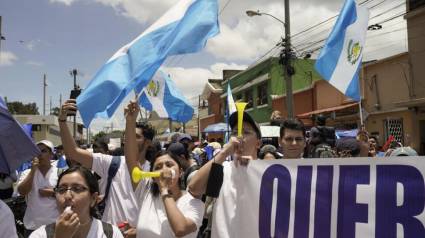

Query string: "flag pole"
[[133, 90, 143, 121], [359, 100, 363, 126]]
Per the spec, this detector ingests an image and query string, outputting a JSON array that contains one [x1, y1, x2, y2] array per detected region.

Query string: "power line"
[[293, 0, 404, 49]]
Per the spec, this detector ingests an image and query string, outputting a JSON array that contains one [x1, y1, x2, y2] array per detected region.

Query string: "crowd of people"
[[0, 101, 421, 238]]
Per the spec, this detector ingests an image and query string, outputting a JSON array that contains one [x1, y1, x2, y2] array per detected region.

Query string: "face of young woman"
[[152, 155, 182, 188], [55, 172, 97, 220]]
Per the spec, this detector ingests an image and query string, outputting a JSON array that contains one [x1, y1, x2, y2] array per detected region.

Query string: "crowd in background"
[[0, 102, 421, 238]]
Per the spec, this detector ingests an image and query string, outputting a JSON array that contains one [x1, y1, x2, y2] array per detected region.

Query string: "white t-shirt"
[[92, 153, 139, 227], [211, 161, 248, 238], [29, 218, 123, 238], [135, 180, 205, 238], [0, 199, 18, 238], [18, 167, 59, 230]]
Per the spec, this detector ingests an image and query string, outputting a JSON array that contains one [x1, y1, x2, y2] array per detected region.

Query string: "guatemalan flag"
[[315, 0, 369, 101], [77, 0, 219, 127], [139, 70, 194, 123]]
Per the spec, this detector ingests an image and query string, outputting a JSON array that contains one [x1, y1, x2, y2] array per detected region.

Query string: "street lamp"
[[246, 3, 294, 118], [246, 10, 286, 27]]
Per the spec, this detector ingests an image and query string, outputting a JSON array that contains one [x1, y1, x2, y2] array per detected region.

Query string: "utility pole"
[[49, 96, 52, 115], [283, 0, 294, 118], [59, 93, 62, 107], [43, 74, 47, 116]]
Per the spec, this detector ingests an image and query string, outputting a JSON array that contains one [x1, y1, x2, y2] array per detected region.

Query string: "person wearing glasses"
[[17, 140, 60, 237], [279, 118, 307, 159], [188, 111, 262, 238], [29, 166, 123, 238]]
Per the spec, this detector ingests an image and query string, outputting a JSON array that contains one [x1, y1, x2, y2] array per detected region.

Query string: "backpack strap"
[[44, 223, 56, 238], [101, 221, 113, 238], [98, 156, 121, 216]]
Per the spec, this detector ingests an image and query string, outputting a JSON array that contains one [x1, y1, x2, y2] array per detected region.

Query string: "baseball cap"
[[167, 142, 188, 158], [178, 134, 192, 142], [37, 140, 55, 152], [229, 111, 261, 138], [389, 147, 418, 156]]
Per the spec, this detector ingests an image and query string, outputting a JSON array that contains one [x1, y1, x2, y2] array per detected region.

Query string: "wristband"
[[161, 189, 171, 198]]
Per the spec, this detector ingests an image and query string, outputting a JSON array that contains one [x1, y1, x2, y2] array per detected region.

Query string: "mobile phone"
[[70, 89, 81, 99], [68, 89, 81, 116]]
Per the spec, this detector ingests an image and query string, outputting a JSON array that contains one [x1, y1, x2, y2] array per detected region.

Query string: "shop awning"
[[297, 102, 358, 118]]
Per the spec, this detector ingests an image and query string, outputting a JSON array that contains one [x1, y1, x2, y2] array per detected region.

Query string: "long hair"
[[149, 151, 183, 197], [56, 165, 99, 217]]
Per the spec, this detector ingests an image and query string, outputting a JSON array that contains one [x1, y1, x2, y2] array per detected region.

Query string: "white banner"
[[222, 157, 425, 238]]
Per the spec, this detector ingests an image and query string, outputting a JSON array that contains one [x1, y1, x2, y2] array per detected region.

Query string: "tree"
[[92, 131, 107, 143], [6, 101, 39, 115], [51, 107, 60, 116]]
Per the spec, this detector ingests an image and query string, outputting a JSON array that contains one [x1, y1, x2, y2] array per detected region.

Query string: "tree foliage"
[[6, 101, 39, 115]]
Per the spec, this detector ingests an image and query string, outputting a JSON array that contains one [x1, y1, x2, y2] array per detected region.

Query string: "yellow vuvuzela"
[[235, 102, 248, 137], [132, 167, 160, 183]]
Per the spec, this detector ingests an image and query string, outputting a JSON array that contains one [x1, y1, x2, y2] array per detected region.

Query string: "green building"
[[222, 57, 321, 124]]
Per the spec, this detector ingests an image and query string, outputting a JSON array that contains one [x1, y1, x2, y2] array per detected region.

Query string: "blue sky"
[[0, 0, 408, 132]]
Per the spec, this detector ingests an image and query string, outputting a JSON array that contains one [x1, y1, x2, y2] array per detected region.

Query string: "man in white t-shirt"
[[17, 140, 60, 236], [188, 111, 262, 238], [58, 99, 156, 237]]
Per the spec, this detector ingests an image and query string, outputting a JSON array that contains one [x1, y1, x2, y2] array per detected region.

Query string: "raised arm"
[[188, 137, 240, 197], [17, 158, 39, 196], [124, 100, 140, 189], [58, 99, 93, 169]]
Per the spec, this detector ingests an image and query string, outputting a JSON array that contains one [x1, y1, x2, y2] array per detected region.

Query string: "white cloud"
[[49, 0, 76, 6], [0, 51, 18, 66]]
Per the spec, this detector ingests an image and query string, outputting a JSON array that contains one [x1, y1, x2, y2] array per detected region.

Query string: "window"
[[244, 89, 253, 109], [32, 124, 42, 131], [257, 82, 268, 106], [384, 118, 404, 144]]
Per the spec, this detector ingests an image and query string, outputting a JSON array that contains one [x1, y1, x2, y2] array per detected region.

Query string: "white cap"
[[36, 140, 55, 152]]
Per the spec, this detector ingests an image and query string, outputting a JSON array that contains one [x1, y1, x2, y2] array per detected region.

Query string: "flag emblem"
[[147, 80, 160, 97], [347, 39, 363, 65]]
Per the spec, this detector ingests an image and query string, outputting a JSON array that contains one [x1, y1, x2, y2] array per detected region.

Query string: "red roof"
[[297, 102, 358, 118]]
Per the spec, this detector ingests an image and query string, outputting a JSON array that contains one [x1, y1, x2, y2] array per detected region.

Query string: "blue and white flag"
[[315, 0, 369, 101], [225, 84, 235, 142], [227, 84, 236, 115], [77, 0, 219, 127], [139, 70, 194, 123]]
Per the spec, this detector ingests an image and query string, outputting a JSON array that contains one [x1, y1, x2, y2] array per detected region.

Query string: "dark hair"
[[136, 122, 156, 141], [93, 137, 109, 153], [315, 114, 327, 126], [149, 151, 182, 197], [56, 166, 100, 217], [280, 118, 306, 138]]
